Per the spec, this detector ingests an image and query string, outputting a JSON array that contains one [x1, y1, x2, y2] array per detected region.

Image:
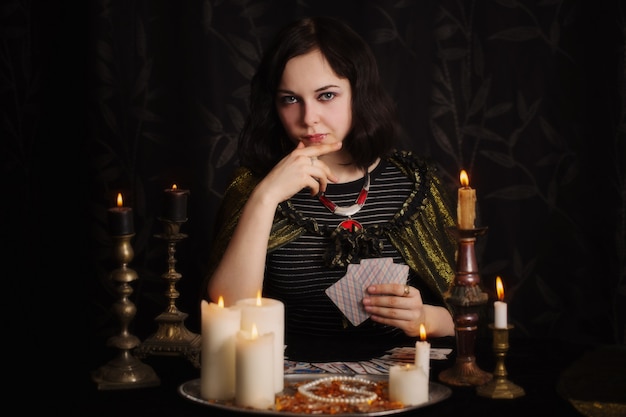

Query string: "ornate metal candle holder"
[[439, 226, 492, 386], [476, 324, 525, 398], [92, 233, 160, 389], [135, 219, 201, 367]]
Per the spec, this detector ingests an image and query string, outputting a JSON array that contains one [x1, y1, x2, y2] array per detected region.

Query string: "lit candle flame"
[[256, 290, 262, 306], [419, 323, 427, 341], [117, 192, 124, 207], [496, 276, 505, 301], [251, 323, 258, 339], [217, 295, 224, 308], [460, 170, 470, 188], [171, 184, 178, 190]]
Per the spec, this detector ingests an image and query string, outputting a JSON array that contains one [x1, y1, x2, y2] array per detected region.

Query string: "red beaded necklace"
[[318, 172, 370, 232]]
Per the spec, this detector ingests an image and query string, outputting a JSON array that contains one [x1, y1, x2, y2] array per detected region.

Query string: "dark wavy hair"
[[238, 16, 399, 176]]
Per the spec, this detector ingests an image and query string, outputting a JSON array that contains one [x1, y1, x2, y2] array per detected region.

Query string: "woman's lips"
[[303, 134, 326, 144]]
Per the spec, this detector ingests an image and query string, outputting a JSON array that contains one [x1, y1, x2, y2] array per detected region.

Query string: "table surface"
[[78, 337, 622, 417]]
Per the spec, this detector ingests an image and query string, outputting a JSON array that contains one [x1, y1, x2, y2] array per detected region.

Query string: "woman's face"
[[275, 49, 352, 150]]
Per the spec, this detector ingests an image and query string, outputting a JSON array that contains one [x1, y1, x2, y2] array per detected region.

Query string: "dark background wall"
[[3, 0, 624, 377]]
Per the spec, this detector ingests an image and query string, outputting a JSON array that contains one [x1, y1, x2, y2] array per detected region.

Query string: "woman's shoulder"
[[385, 150, 438, 182], [219, 166, 262, 212], [226, 166, 260, 193], [383, 150, 452, 211]]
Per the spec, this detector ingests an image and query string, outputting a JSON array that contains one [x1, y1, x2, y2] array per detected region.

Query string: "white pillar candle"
[[389, 364, 429, 406], [494, 301, 508, 328], [236, 295, 285, 392], [494, 276, 508, 328], [414, 324, 431, 380], [235, 326, 275, 410], [200, 298, 241, 401]]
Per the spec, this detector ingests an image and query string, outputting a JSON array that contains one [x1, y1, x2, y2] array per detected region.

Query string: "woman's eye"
[[319, 92, 335, 101], [280, 96, 298, 104]]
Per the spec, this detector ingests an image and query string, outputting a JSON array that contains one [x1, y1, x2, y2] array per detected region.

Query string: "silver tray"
[[178, 374, 451, 416]]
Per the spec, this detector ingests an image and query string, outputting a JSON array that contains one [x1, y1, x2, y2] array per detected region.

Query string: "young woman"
[[204, 16, 457, 360]]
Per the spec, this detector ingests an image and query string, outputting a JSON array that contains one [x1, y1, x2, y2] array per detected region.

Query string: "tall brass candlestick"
[[135, 219, 201, 367], [439, 227, 492, 386], [92, 233, 160, 389], [476, 324, 525, 398]]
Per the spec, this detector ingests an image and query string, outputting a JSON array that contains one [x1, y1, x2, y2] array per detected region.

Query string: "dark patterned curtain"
[[2, 0, 624, 373]]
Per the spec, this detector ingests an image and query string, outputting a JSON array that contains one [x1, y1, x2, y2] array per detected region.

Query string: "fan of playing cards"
[[325, 257, 409, 327]]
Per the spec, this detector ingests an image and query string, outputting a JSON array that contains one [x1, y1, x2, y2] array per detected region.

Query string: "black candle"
[[108, 193, 134, 235], [163, 184, 189, 222]]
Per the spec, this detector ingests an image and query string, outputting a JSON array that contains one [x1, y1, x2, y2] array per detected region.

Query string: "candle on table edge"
[[389, 364, 428, 406], [200, 297, 241, 401], [415, 323, 431, 380], [494, 276, 508, 328], [235, 324, 275, 410], [107, 192, 134, 235], [457, 170, 476, 229], [163, 184, 189, 222], [235, 292, 285, 393]]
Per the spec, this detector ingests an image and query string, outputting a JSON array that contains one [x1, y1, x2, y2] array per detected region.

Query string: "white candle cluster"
[[200, 294, 285, 410]]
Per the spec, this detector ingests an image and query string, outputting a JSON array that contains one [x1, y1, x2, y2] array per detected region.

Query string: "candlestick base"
[[135, 310, 201, 366], [92, 233, 160, 389], [136, 220, 201, 367], [439, 226, 492, 387], [92, 351, 160, 390], [439, 356, 493, 387], [476, 324, 525, 399], [476, 375, 526, 399]]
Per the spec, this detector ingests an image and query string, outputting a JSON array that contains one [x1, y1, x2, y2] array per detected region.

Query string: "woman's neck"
[[327, 158, 380, 183]]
